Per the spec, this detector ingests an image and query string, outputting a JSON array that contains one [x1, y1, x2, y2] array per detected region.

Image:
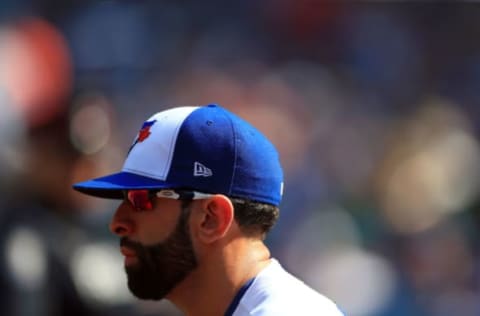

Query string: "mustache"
[[120, 237, 167, 255], [120, 237, 144, 252], [120, 237, 160, 271], [120, 237, 164, 257]]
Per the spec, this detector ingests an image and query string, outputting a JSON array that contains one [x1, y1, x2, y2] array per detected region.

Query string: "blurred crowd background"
[[1, 1, 480, 316]]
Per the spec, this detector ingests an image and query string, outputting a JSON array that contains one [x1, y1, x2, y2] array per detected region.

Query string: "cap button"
[[207, 104, 219, 107]]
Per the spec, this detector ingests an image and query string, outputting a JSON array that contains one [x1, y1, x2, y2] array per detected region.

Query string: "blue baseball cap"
[[73, 104, 284, 206]]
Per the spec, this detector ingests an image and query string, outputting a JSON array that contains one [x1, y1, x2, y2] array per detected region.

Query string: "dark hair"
[[178, 190, 279, 239], [229, 198, 279, 239]]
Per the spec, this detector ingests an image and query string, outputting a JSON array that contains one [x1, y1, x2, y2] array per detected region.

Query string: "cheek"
[[186, 210, 204, 259], [135, 210, 181, 245]]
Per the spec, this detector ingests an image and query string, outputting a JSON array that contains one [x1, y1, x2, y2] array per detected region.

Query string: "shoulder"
[[234, 259, 344, 316]]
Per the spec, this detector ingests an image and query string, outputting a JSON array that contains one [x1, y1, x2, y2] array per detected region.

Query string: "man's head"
[[73, 104, 284, 299]]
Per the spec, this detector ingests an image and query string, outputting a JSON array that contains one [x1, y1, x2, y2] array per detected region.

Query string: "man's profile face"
[[120, 204, 198, 300]]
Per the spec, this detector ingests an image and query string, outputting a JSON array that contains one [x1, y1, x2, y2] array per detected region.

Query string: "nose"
[[110, 201, 135, 236]]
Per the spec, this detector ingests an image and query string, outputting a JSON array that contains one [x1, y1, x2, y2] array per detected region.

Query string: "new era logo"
[[194, 162, 212, 177]]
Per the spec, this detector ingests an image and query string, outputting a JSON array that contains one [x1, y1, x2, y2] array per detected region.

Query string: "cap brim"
[[72, 171, 178, 199]]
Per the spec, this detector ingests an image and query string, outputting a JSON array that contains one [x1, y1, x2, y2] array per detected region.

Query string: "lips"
[[120, 247, 137, 258], [120, 246, 137, 257], [120, 246, 139, 266], [119, 237, 144, 266]]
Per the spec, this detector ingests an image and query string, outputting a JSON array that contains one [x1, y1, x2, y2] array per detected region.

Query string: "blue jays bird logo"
[[128, 120, 157, 154]]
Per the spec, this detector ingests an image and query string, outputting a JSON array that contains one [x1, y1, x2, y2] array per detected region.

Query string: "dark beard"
[[121, 205, 198, 300]]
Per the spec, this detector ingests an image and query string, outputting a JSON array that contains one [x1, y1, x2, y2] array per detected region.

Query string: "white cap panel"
[[122, 106, 199, 179]]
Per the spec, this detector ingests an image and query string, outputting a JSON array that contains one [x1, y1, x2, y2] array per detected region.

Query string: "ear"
[[195, 195, 234, 244]]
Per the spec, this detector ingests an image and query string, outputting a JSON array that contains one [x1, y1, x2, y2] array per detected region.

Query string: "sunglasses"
[[124, 189, 215, 211]]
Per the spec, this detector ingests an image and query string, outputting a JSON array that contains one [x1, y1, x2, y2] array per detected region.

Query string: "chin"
[[128, 282, 169, 301]]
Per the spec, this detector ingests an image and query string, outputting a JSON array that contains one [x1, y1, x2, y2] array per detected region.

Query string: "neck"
[[168, 238, 271, 316]]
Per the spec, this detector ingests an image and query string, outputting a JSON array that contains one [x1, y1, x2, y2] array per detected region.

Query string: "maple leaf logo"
[[137, 126, 151, 142], [127, 119, 157, 154], [137, 120, 156, 142]]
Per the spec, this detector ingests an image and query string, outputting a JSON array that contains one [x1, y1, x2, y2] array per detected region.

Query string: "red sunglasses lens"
[[127, 190, 153, 211]]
